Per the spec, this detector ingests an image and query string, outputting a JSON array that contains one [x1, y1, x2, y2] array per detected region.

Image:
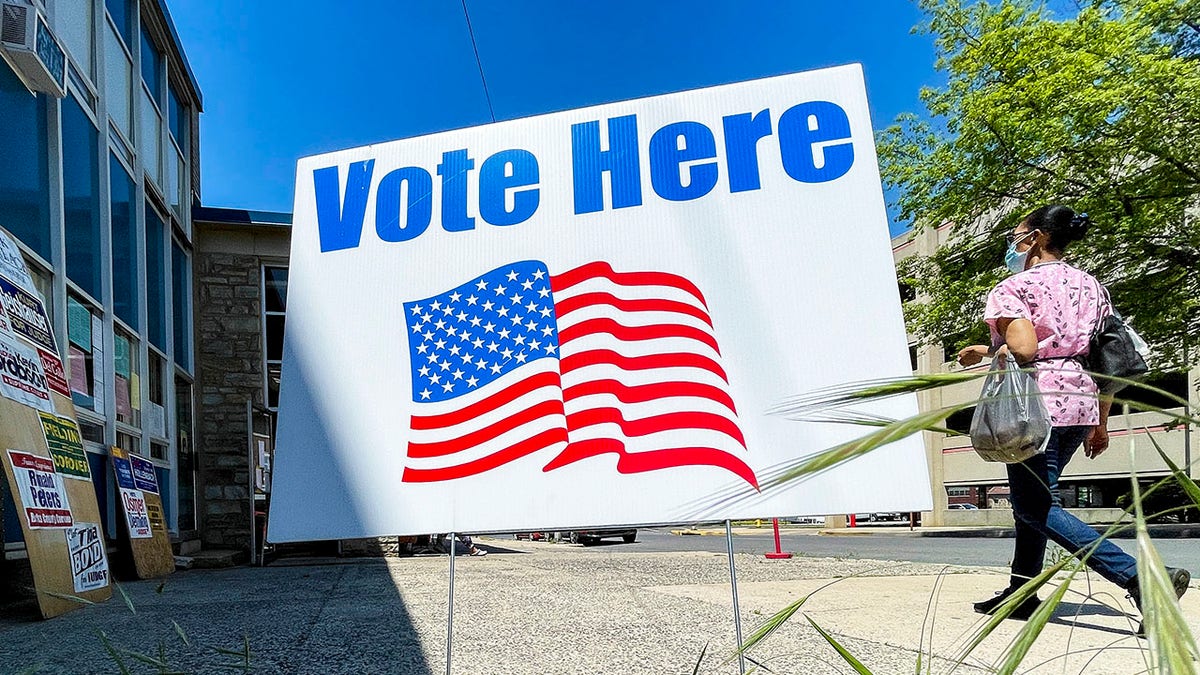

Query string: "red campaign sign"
[[38, 348, 69, 396], [8, 450, 73, 529]]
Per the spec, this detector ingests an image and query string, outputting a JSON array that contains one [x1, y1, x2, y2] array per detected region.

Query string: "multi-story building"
[[894, 225, 1197, 527], [1, 0, 202, 555]]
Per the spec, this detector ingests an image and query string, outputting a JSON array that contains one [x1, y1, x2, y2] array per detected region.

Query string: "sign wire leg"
[[725, 520, 746, 674], [447, 532, 456, 675]]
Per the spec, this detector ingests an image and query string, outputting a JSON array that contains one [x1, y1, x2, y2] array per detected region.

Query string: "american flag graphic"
[[401, 261, 756, 488]]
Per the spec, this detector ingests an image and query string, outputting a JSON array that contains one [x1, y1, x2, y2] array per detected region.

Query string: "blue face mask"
[[1005, 244, 1028, 274], [1004, 230, 1035, 274]]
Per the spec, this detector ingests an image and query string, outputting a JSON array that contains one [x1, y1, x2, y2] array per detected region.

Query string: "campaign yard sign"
[[66, 523, 109, 593], [8, 449, 73, 529], [270, 64, 933, 542], [0, 332, 55, 414], [112, 449, 152, 539], [39, 412, 90, 480]]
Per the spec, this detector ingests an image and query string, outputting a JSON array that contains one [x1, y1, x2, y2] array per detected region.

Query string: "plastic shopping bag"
[[969, 354, 1051, 463]]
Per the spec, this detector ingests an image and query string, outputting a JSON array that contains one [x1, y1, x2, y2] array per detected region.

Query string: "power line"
[[460, 0, 496, 123]]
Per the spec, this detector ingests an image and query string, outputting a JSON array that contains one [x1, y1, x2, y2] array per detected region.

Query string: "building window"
[[908, 343, 919, 372], [175, 374, 195, 531], [116, 430, 138, 455], [29, 266, 53, 326], [105, 0, 133, 47], [57, 0, 96, 82], [167, 86, 187, 216], [104, 23, 134, 143], [898, 282, 916, 303], [67, 295, 102, 413], [78, 418, 105, 445], [114, 328, 140, 428], [947, 487, 970, 497], [110, 155, 137, 329], [0, 60, 51, 260], [140, 87, 162, 186], [168, 85, 186, 148], [139, 24, 161, 102], [171, 239, 191, 371], [64, 93, 102, 299], [145, 204, 166, 349], [146, 351, 167, 440], [264, 266, 288, 409]]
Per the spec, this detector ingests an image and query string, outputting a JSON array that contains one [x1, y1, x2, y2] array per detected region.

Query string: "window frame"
[[261, 264, 288, 410]]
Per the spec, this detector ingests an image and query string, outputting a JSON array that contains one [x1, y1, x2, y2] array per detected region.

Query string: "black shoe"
[[974, 587, 1041, 621], [1128, 567, 1191, 637]]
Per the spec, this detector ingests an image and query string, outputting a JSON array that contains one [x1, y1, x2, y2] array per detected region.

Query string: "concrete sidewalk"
[[1, 538, 1195, 674]]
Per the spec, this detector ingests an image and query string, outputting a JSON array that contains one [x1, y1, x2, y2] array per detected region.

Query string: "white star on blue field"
[[404, 261, 561, 403]]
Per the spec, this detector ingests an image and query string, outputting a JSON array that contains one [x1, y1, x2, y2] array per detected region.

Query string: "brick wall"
[[195, 251, 262, 551]]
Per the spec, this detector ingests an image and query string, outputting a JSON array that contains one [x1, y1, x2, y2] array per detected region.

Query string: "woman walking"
[[956, 205, 1189, 630]]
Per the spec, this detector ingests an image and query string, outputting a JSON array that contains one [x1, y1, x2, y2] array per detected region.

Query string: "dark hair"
[[1021, 204, 1091, 251]]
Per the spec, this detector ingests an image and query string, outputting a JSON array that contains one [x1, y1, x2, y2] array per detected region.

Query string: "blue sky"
[[170, 1, 940, 235]]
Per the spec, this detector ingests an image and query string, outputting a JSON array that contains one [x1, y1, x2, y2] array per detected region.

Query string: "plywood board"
[[110, 446, 174, 579], [0, 226, 112, 619], [1, 390, 112, 619]]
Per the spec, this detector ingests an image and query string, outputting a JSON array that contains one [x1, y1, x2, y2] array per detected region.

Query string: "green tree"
[[879, 0, 1200, 368]]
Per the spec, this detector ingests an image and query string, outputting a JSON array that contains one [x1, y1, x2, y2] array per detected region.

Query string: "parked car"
[[948, 503, 979, 510], [854, 512, 905, 522], [789, 516, 825, 525], [570, 528, 637, 545]]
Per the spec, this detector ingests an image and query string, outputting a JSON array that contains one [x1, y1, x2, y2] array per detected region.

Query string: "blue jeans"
[[1006, 425, 1138, 589]]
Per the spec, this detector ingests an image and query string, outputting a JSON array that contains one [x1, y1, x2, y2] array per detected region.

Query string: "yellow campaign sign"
[[39, 412, 90, 481]]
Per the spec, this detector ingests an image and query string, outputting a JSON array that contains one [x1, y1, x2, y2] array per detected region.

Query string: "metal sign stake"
[[725, 519, 746, 674], [446, 532, 456, 675]]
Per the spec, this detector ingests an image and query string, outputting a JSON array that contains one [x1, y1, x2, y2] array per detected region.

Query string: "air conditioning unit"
[[0, 0, 66, 98]]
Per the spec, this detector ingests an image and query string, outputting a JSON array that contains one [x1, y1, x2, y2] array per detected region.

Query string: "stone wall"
[[194, 251, 262, 551]]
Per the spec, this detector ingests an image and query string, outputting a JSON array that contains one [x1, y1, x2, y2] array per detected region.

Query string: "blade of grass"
[[173, 620, 191, 647], [805, 614, 874, 674], [114, 582, 136, 615], [765, 405, 967, 490], [951, 553, 1076, 667], [993, 574, 1073, 675], [691, 641, 708, 675], [1129, 429, 1200, 675], [96, 631, 133, 675], [40, 590, 95, 605], [1144, 431, 1200, 508]]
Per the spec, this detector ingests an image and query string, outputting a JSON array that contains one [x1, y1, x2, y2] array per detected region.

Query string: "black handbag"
[[1086, 286, 1149, 394]]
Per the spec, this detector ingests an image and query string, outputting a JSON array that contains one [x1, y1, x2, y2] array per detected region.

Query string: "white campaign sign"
[[269, 65, 932, 542], [66, 522, 110, 592], [118, 488, 153, 539]]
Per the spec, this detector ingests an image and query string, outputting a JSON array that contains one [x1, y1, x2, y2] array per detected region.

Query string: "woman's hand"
[[1085, 426, 1109, 458], [957, 345, 990, 367]]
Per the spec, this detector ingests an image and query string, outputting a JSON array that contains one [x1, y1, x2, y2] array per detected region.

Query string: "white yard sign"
[[269, 64, 931, 541]]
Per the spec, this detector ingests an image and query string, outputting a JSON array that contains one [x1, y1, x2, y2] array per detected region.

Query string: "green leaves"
[[880, 0, 1200, 370]]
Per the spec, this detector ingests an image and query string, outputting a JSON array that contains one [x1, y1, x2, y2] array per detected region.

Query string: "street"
[[544, 527, 1200, 573]]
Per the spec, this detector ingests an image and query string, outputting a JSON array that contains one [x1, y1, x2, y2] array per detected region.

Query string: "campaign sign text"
[[39, 412, 90, 480], [129, 454, 159, 494], [0, 274, 56, 352], [8, 449, 73, 528], [66, 523, 110, 592], [38, 347, 70, 397], [119, 488, 152, 539], [270, 65, 932, 542], [0, 333, 54, 413]]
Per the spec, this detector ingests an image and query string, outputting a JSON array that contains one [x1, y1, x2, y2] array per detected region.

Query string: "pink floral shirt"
[[984, 261, 1110, 427]]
